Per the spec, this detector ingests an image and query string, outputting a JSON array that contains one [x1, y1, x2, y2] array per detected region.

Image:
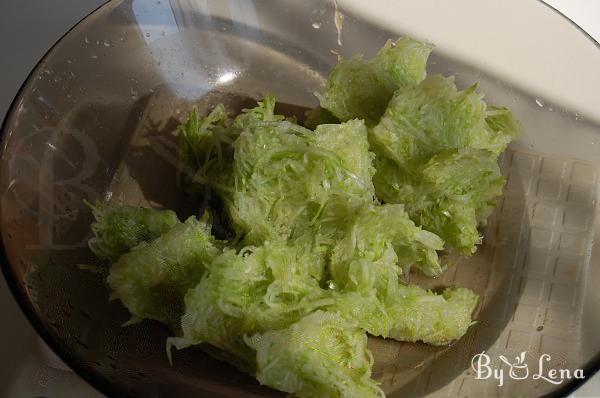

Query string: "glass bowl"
[[1, 0, 599, 396]]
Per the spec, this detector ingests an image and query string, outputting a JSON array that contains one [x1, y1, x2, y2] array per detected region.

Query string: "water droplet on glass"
[[575, 112, 582, 121], [535, 99, 544, 107], [130, 87, 138, 100], [84, 36, 90, 44], [66, 93, 72, 99], [145, 32, 151, 37], [312, 22, 321, 29], [66, 59, 72, 64], [333, 0, 344, 46], [119, 37, 125, 42], [95, 40, 100, 45], [89, 55, 98, 60], [102, 40, 112, 47]]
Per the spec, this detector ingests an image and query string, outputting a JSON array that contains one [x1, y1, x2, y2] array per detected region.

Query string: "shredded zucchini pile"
[[88, 37, 518, 397]]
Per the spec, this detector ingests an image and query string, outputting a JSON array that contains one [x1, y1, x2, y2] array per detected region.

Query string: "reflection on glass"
[[132, 0, 179, 42], [216, 71, 237, 84], [130, 0, 249, 99]]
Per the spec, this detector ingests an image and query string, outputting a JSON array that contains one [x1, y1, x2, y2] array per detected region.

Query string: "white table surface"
[[0, 1, 598, 397], [544, 0, 600, 43]]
